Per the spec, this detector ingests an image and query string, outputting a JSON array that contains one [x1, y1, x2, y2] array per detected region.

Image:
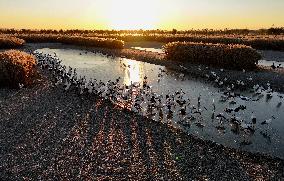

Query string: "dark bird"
[[234, 105, 246, 112], [251, 113, 256, 124], [261, 118, 273, 125], [271, 63, 276, 69], [216, 113, 226, 120], [193, 110, 202, 115], [225, 108, 234, 113]]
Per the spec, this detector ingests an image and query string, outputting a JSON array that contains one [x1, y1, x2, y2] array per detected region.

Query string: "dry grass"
[[0, 36, 25, 49], [58, 35, 124, 49], [164, 42, 261, 70], [89, 34, 284, 51], [16, 34, 124, 49], [8, 32, 284, 51], [16, 34, 60, 43], [0, 50, 37, 87]]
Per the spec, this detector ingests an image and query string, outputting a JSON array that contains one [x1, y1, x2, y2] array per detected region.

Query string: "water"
[[258, 60, 283, 68], [258, 50, 284, 68], [125, 41, 164, 53], [131, 47, 164, 53], [35, 47, 284, 159]]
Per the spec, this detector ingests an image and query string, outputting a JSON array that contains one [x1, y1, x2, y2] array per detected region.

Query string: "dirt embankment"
[[0, 70, 283, 180]]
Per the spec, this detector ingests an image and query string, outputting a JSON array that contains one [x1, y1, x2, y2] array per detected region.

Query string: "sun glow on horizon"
[[0, 0, 284, 30], [106, 0, 161, 30]]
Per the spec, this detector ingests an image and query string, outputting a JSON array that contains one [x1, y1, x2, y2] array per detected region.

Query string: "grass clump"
[[0, 50, 37, 88], [164, 42, 261, 70], [0, 36, 25, 49]]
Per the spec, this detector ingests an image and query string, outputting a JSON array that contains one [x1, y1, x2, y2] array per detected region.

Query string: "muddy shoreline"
[[0, 69, 283, 180]]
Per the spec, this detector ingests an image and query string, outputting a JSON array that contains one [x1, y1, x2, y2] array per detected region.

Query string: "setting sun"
[[106, 0, 160, 30]]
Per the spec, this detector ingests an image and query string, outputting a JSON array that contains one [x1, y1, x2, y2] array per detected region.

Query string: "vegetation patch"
[[16, 34, 60, 43], [58, 36, 124, 49], [82, 33, 284, 51], [16, 34, 124, 49], [0, 50, 37, 88], [0, 36, 25, 49], [163, 42, 261, 70]]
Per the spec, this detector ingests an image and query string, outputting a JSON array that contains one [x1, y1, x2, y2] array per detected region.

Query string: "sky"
[[0, 0, 283, 30]]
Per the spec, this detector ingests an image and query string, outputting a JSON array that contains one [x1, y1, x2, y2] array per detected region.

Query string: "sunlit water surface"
[[126, 41, 164, 54], [36, 47, 284, 159]]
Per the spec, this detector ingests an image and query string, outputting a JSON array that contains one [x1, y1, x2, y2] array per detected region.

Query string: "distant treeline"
[[1, 27, 284, 51], [1, 27, 284, 35]]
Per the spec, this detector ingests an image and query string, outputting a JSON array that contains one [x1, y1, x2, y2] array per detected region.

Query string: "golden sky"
[[0, 0, 283, 30]]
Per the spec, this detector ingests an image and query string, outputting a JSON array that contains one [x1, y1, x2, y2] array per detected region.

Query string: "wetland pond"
[[35, 46, 284, 159]]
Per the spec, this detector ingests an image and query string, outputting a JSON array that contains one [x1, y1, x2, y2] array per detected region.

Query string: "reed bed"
[[1, 27, 284, 35], [164, 42, 261, 70], [16, 34, 60, 43], [8, 32, 284, 50], [0, 50, 37, 87], [58, 36, 124, 49], [90, 34, 284, 51], [16, 34, 124, 49], [0, 36, 25, 48]]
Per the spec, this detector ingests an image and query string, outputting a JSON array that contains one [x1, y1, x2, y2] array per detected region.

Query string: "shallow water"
[[259, 50, 284, 62], [35, 47, 284, 159], [125, 41, 165, 53], [258, 59, 283, 68], [131, 47, 164, 53]]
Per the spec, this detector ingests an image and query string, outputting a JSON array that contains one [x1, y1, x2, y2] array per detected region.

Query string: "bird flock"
[[33, 50, 283, 144]]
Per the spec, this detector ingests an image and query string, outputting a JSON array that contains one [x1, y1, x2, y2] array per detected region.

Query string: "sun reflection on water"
[[122, 59, 144, 86]]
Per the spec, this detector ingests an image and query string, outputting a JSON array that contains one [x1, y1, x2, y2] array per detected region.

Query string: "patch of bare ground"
[[0, 69, 283, 180]]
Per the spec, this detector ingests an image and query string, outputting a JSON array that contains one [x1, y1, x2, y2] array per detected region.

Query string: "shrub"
[[163, 42, 262, 70], [0, 36, 25, 48], [0, 50, 37, 87]]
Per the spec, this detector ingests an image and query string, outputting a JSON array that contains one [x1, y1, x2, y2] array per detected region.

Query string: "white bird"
[[18, 83, 24, 89], [253, 84, 260, 91], [240, 121, 249, 129], [64, 81, 71, 91], [211, 71, 217, 77], [179, 65, 187, 70], [179, 73, 185, 80]]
